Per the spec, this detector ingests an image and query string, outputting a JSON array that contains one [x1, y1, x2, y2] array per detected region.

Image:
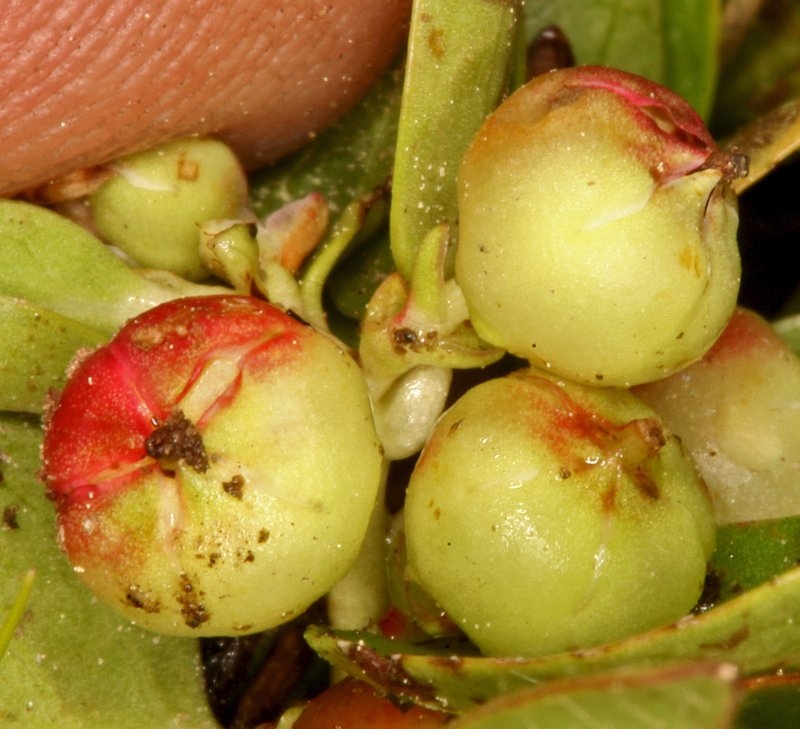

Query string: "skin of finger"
[[1, 0, 410, 196]]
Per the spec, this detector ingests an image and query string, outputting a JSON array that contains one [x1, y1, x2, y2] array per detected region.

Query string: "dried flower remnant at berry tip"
[[145, 410, 209, 473]]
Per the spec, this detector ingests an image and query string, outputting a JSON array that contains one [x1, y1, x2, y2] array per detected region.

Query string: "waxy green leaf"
[[737, 674, 800, 728], [0, 297, 105, 414], [249, 60, 404, 219], [448, 662, 740, 729], [705, 517, 800, 607], [0, 414, 219, 727], [0, 200, 223, 335], [325, 231, 394, 322]]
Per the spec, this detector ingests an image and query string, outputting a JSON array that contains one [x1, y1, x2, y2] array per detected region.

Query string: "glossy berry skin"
[[403, 368, 715, 657], [456, 66, 741, 387], [41, 295, 383, 636]]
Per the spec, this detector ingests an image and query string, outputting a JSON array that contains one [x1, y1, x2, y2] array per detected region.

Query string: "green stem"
[[390, 0, 520, 280], [300, 194, 388, 332]]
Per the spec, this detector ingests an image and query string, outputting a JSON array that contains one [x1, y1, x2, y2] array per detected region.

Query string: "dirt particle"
[[177, 573, 209, 629], [222, 474, 245, 499], [639, 421, 666, 449], [428, 27, 445, 59], [2, 505, 19, 530], [125, 585, 161, 614], [393, 327, 417, 348]]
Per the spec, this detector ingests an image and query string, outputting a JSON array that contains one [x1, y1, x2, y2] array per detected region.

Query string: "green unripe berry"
[[91, 137, 249, 281], [456, 66, 742, 387], [404, 368, 715, 657]]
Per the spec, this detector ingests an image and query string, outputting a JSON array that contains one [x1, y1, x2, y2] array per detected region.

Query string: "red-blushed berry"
[[41, 295, 383, 636]]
